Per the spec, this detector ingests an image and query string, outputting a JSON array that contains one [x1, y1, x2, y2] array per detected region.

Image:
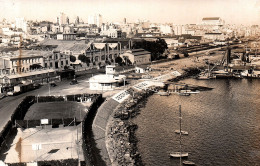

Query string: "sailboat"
[[170, 105, 189, 158]]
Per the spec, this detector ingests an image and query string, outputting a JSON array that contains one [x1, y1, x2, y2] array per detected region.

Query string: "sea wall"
[[106, 90, 153, 166]]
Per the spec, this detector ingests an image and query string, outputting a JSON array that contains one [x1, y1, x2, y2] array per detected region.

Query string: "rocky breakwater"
[[106, 90, 153, 166]]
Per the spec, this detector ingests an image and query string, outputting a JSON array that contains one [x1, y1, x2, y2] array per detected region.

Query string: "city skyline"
[[0, 0, 260, 25]]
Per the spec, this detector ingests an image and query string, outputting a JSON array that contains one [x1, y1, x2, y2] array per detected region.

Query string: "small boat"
[[156, 91, 170, 96], [170, 152, 189, 158], [170, 105, 189, 160], [197, 75, 210, 80], [179, 90, 200, 94], [178, 92, 190, 96], [175, 130, 188, 135], [183, 160, 196, 165]]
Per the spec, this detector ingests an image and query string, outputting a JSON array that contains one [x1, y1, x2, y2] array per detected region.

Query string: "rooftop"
[[1, 50, 52, 59], [202, 17, 221, 21]]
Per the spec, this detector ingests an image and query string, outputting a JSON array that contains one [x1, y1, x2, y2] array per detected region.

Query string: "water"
[[133, 78, 260, 166]]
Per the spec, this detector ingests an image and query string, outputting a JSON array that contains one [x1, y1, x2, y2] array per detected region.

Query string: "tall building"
[[75, 16, 80, 25], [15, 17, 27, 32], [58, 12, 67, 25], [66, 17, 69, 24], [88, 14, 102, 27]]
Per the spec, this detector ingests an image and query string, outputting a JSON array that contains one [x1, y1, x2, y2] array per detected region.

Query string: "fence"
[[15, 118, 76, 129], [81, 94, 105, 166]]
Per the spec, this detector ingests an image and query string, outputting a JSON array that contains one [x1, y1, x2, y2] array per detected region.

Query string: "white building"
[[89, 65, 126, 90], [173, 25, 186, 35], [58, 12, 67, 25], [15, 17, 27, 32], [160, 24, 174, 35], [88, 14, 102, 27]]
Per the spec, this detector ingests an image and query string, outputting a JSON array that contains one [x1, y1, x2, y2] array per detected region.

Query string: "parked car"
[[50, 83, 57, 87], [70, 79, 78, 85]]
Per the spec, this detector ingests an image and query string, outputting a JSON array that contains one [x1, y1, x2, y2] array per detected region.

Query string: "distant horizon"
[[0, 0, 260, 25]]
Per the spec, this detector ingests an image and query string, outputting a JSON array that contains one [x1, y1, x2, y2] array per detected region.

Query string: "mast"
[[179, 105, 182, 166]]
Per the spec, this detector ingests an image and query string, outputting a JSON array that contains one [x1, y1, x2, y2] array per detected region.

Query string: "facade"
[[0, 50, 70, 76], [120, 49, 151, 65], [43, 51, 70, 69], [57, 33, 77, 40]]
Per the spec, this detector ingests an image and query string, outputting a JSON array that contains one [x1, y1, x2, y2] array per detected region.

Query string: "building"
[[101, 28, 122, 38], [89, 65, 126, 90], [120, 49, 151, 65], [43, 50, 70, 69], [88, 14, 102, 27], [58, 12, 67, 25], [0, 50, 70, 75], [202, 17, 224, 26], [15, 17, 27, 32], [57, 33, 77, 40]]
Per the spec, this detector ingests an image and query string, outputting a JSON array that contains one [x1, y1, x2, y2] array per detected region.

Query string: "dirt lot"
[[4, 126, 83, 163]]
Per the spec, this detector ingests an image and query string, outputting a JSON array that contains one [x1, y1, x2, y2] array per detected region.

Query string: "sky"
[[0, 0, 260, 25]]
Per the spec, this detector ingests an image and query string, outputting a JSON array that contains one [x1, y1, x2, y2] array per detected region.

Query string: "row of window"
[[44, 60, 69, 68], [12, 58, 41, 66]]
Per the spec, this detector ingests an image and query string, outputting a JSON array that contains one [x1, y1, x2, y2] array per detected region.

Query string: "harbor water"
[[133, 78, 260, 166]]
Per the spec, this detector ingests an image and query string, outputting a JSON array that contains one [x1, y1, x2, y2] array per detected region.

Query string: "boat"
[[179, 90, 200, 94], [177, 92, 191, 96], [175, 130, 188, 135], [170, 152, 188, 158], [197, 74, 210, 80], [183, 160, 196, 165], [155, 91, 170, 96], [170, 105, 189, 159]]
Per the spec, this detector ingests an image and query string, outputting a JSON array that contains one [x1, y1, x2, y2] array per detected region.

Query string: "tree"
[[115, 56, 123, 65], [132, 38, 168, 61], [70, 55, 76, 62], [78, 54, 87, 63]]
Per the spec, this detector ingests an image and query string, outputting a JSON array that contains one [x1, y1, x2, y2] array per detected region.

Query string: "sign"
[[32, 144, 42, 150], [41, 119, 48, 125], [112, 88, 134, 103], [133, 81, 151, 91]]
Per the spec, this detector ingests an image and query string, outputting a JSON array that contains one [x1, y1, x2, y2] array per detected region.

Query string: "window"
[[61, 61, 63, 66], [50, 62, 52, 67], [66, 60, 68, 65]]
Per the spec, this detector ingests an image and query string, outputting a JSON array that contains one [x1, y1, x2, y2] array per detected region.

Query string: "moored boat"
[[183, 160, 196, 165], [175, 130, 188, 135], [170, 152, 189, 158]]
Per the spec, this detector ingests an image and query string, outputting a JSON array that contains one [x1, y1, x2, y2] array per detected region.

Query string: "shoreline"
[[106, 90, 153, 166]]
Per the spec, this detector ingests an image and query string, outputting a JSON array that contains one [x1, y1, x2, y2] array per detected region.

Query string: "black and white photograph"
[[0, 0, 260, 165]]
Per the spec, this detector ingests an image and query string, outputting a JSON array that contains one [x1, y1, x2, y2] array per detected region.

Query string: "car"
[[70, 79, 78, 85], [50, 83, 57, 87]]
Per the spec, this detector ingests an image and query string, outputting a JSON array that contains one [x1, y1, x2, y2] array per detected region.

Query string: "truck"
[[7, 83, 35, 96]]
